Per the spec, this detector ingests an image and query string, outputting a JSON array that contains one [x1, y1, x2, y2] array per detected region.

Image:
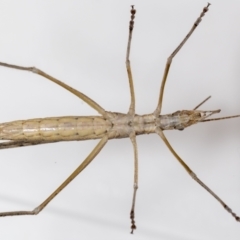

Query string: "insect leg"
[[129, 132, 139, 234], [125, 6, 140, 233], [154, 3, 210, 116], [0, 62, 108, 118], [126, 6, 136, 115], [156, 127, 240, 222], [0, 135, 108, 217]]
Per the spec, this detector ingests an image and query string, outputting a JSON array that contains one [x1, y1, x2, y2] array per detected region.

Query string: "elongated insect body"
[[0, 110, 220, 141], [0, 3, 239, 234]]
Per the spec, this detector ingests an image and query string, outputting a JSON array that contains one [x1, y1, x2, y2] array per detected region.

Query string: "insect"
[[0, 3, 239, 234]]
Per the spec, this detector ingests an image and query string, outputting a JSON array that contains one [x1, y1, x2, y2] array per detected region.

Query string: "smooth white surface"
[[0, 1, 240, 239]]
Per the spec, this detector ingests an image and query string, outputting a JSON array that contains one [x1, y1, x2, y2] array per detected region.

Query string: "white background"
[[0, 1, 240, 239]]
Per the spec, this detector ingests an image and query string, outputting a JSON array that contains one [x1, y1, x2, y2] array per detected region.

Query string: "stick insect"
[[0, 3, 239, 234]]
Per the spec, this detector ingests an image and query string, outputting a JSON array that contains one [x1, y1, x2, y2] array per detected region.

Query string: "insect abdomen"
[[0, 116, 111, 141]]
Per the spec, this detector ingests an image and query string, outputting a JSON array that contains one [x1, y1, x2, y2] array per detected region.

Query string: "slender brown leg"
[[0, 62, 108, 118], [0, 136, 108, 217], [156, 128, 240, 222], [125, 6, 139, 233], [129, 132, 138, 234], [154, 3, 211, 116], [126, 5, 136, 116]]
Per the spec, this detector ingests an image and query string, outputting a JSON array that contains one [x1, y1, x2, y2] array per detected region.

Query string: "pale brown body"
[[0, 4, 239, 234], [0, 111, 204, 142]]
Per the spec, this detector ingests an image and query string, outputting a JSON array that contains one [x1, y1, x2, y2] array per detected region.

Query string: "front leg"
[[154, 3, 210, 116]]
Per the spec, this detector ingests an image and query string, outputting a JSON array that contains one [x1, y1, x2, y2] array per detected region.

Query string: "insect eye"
[[174, 126, 184, 131]]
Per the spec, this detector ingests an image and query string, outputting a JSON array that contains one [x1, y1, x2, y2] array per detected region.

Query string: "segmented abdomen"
[[0, 116, 111, 141]]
